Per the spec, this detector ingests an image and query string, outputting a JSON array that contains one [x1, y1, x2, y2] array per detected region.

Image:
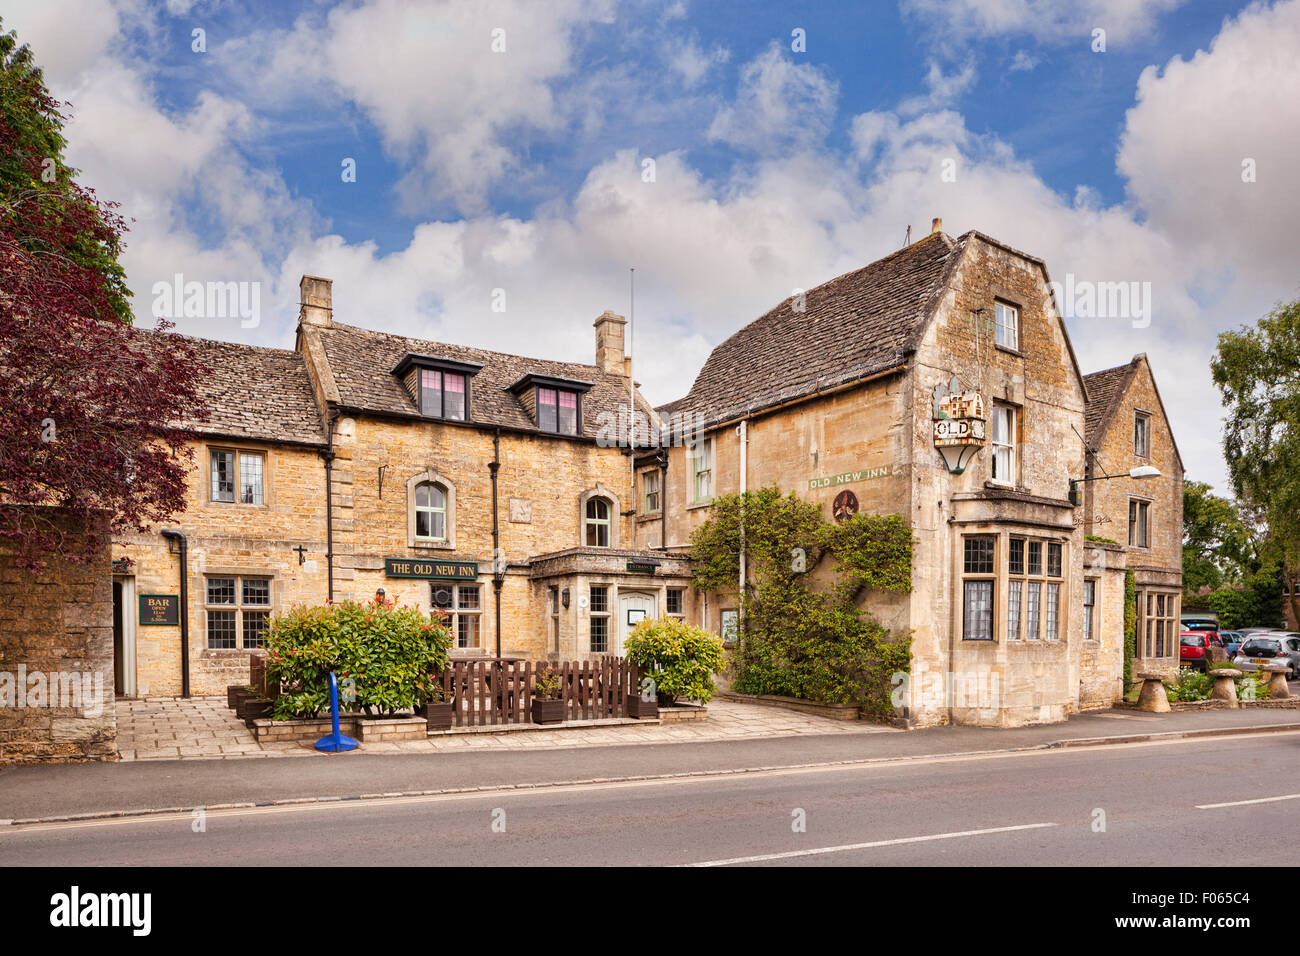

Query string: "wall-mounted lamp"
[[561, 587, 570, 609], [375, 587, 386, 602], [1068, 465, 1161, 507]]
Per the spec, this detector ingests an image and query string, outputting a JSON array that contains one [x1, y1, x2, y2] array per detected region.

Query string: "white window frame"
[[994, 301, 1019, 351], [585, 497, 612, 547], [413, 481, 448, 543], [643, 469, 661, 514], [991, 404, 1016, 486], [589, 585, 611, 652], [433, 583, 482, 651], [691, 437, 714, 503]]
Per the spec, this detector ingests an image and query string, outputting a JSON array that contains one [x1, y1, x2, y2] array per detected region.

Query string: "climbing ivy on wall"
[[689, 486, 913, 717], [1123, 569, 1137, 690]]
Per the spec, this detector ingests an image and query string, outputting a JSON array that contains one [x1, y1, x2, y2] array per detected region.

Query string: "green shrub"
[[264, 599, 452, 719], [1237, 673, 1269, 701], [625, 617, 725, 705], [1164, 669, 1213, 702]]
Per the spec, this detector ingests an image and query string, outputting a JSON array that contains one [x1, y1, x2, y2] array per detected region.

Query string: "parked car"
[[1219, 630, 1245, 658], [1181, 619, 1220, 632], [1232, 635, 1300, 678], [1180, 632, 1215, 671]]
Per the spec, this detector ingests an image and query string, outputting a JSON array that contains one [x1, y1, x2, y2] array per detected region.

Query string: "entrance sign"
[[384, 558, 478, 580], [138, 593, 179, 626], [626, 561, 659, 574]]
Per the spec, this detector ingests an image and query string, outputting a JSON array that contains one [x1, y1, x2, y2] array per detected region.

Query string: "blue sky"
[[7, 0, 1300, 493]]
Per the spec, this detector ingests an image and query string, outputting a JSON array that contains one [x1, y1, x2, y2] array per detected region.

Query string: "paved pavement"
[[4, 730, 1298, 869], [4, 705, 1298, 823], [117, 695, 891, 761]]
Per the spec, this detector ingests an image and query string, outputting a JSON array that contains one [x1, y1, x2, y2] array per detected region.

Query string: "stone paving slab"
[[114, 695, 894, 761]]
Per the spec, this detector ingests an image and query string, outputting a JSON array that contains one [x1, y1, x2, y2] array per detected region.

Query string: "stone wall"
[[1, 508, 117, 764], [112, 440, 330, 696]]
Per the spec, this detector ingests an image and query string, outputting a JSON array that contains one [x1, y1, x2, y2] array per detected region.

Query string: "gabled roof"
[[312, 322, 653, 437], [662, 231, 963, 425], [1083, 354, 1185, 472], [1082, 359, 1141, 450], [136, 331, 327, 446]]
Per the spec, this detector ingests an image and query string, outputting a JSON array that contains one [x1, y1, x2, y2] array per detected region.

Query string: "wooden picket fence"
[[436, 658, 641, 727]]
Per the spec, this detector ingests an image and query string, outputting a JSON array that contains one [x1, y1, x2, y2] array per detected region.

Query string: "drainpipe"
[[490, 428, 503, 660], [323, 410, 340, 602], [160, 530, 190, 699], [737, 419, 749, 629]]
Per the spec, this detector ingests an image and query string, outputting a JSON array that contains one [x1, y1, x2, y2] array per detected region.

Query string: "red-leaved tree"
[[0, 25, 209, 572]]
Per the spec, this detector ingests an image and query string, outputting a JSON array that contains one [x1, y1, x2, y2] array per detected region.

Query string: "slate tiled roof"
[[1082, 359, 1140, 450], [136, 331, 327, 445], [314, 322, 653, 437], [662, 231, 964, 425]]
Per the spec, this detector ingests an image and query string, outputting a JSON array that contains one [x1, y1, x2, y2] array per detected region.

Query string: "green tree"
[[1182, 480, 1251, 593], [1211, 295, 1300, 627], [0, 22, 131, 322]]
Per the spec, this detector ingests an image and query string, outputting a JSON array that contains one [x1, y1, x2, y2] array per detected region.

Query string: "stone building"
[[1081, 355, 1186, 683], [109, 223, 1182, 726], [112, 279, 692, 697], [652, 221, 1184, 727]]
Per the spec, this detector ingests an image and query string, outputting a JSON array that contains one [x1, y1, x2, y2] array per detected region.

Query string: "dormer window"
[[420, 368, 467, 421], [539, 386, 579, 435], [505, 373, 594, 436], [392, 353, 482, 422]]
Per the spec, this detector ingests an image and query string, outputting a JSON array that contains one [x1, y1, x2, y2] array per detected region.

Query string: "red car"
[[1179, 631, 1223, 671]]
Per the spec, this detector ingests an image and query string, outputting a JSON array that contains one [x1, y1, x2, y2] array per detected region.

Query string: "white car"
[[1232, 635, 1300, 678]]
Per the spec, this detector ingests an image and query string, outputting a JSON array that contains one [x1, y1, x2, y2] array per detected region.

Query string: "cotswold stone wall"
[[113, 440, 330, 697], [0, 508, 117, 764]]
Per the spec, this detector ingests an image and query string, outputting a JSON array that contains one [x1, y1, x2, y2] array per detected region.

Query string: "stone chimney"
[[594, 310, 627, 376], [931, 217, 943, 235], [299, 275, 333, 328]]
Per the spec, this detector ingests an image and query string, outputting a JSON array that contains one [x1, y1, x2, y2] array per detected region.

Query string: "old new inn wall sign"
[[384, 558, 479, 580], [931, 375, 987, 475]]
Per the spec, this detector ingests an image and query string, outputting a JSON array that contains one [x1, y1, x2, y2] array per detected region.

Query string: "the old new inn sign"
[[384, 558, 479, 580]]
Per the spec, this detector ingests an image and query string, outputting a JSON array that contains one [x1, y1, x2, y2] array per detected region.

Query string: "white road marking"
[[1195, 793, 1300, 810], [684, 823, 1060, 866]]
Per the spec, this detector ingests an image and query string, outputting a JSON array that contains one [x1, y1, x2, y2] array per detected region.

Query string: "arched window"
[[585, 497, 611, 547], [414, 481, 448, 541]]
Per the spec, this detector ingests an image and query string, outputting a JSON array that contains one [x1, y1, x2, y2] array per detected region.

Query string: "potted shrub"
[[530, 666, 565, 725], [624, 617, 726, 711], [418, 684, 455, 731]]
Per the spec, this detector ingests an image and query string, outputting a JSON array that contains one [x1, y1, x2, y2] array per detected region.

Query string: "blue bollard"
[[314, 672, 359, 753]]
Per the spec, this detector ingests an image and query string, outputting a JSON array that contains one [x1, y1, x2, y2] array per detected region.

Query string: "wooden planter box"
[[239, 697, 274, 722], [531, 698, 565, 725], [229, 686, 256, 712], [626, 693, 658, 719], [420, 702, 454, 731]]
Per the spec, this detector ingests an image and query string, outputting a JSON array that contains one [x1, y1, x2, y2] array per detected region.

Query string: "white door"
[[617, 591, 657, 656]]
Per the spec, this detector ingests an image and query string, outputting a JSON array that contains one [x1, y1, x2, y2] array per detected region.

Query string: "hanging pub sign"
[[138, 593, 180, 626], [931, 376, 987, 475], [384, 558, 478, 580]]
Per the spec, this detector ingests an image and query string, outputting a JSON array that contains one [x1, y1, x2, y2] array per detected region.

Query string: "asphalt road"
[[4, 731, 1298, 866]]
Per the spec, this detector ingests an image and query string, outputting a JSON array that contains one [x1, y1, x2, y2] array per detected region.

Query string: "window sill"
[[686, 499, 713, 511], [994, 344, 1023, 358], [635, 512, 663, 524], [410, 540, 456, 551]]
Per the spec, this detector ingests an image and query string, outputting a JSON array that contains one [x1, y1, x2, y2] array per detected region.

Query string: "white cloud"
[[708, 42, 839, 153], [249, 0, 613, 214], [901, 0, 1187, 44], [899, 59, 978, 115]]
